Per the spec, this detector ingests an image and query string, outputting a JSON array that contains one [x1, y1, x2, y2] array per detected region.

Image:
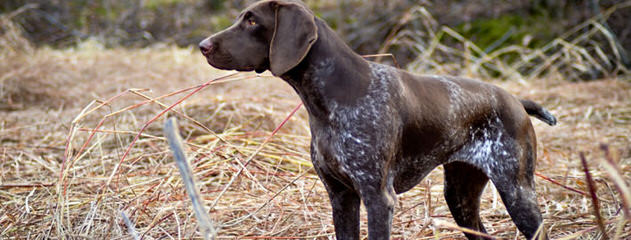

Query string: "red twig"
[[535, 172, 589, 197], [208, 102, 304, 211], [107, 73, 239, 188], [139, 212, 175, 240], [580, 152, 608, 239], [265, 103, 304, 144], [0, 183, 54, 189]]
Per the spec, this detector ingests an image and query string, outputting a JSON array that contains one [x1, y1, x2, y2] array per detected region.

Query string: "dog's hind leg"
[[458, 118, 546, 239], [443, 161, 490, 240], [485, 136, 546, 240], [488, 159, 546, 239]]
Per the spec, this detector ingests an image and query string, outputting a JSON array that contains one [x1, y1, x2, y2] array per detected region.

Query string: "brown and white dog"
[[199, 1, 555, 239]]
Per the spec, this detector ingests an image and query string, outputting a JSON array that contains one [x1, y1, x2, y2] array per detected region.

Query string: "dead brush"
[[0, 4, 53, 110], [383, 1, 631, 82], [45, 69, 322, 238], [46, 64, 630, 239], [1, 2, 631, 239], [0, 4, 35, 55], [2, 52, 630, 239]]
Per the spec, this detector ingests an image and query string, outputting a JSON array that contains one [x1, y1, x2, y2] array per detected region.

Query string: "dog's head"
[[199, 0, 318, 76]]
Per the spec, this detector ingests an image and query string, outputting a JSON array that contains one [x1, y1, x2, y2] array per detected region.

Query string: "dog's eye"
[[247, 19, 257, 26]]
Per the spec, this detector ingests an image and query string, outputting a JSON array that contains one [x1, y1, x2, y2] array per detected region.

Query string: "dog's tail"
[[520, 99, 557, 126]]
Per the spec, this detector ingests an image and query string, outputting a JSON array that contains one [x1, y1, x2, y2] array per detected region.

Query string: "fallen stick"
[[120, 210, 139, 240], [164, 117, 216, 240]]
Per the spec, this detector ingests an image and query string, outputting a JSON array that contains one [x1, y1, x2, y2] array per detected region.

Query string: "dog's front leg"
[[329, 184, 361, 239], [312, 146, 361, 240], [360, 181, 396, 240], [315, 169, 361, 240]]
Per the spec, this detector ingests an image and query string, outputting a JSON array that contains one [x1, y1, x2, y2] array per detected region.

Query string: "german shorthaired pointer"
[[199, 1, 555, 239]]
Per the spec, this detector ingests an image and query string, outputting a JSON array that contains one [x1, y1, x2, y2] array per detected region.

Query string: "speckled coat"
[[199, 1, 555, 239]]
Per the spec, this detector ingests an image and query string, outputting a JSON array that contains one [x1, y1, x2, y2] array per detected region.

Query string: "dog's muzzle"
[[199, 38, 216, 58]]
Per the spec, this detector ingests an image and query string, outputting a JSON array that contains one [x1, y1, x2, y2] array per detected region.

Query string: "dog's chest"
[[309, 63, 403, 183]]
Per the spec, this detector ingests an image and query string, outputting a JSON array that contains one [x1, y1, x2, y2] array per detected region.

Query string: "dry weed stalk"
[[599, 145, 631, 221]]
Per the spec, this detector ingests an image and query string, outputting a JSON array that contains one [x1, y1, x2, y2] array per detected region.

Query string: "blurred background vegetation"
[[1, 0, 630, 80]]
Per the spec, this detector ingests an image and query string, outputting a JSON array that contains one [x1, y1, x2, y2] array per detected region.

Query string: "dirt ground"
[[1, 45, 630, 239]]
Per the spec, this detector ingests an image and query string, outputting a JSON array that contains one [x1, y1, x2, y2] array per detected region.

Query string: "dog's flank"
[[199, 1, 554, 239]]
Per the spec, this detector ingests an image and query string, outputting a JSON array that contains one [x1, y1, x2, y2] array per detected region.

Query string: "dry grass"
[[2, 11, 631, 240], [385, 1, 631, 82]]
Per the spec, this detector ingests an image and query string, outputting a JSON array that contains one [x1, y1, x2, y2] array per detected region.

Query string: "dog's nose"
[[199, 39, 216, 56]]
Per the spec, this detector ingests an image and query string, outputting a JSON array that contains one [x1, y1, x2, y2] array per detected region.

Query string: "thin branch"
[[165, 117, 216, 240]]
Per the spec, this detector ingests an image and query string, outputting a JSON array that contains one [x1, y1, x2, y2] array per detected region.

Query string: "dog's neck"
[[280, 18, 372, 121]]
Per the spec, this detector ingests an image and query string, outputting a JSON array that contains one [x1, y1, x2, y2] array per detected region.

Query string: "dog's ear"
[[269, 1, 318, 76]]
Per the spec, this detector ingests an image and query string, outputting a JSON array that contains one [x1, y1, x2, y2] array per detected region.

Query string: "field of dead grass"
[[1, 17, 631, 240]]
